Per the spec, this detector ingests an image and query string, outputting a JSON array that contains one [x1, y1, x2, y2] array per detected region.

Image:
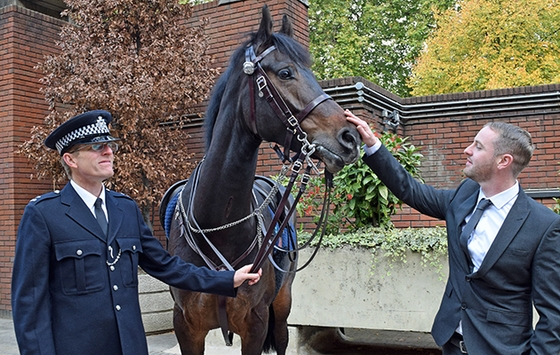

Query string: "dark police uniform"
[[11, 110, 237, 355]]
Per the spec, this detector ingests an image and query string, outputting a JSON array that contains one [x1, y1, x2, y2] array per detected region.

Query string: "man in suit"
[[11, 110, 262, 355], [346, 110, 560, 354]]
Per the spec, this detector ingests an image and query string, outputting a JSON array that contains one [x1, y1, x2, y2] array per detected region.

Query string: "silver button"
[[110, 265, 115, 271], [113, 285, 118, 291], [115, 305, 121, 311], [76, 249, 83, 256], [132, 245, 136, 251]]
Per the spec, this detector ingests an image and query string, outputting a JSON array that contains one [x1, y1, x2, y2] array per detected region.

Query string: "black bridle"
[[244, 44, 332, 163], [242, 44, 333, 273]]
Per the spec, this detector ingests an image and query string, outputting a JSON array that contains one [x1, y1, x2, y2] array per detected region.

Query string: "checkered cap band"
[[55, 117, 111, 153]]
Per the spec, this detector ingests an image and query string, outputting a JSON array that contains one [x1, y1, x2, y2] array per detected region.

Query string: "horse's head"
[[244, 5, 360, 173]]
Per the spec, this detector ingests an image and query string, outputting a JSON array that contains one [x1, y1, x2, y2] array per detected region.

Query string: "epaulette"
[[28, 190, 61, 204], [107, 189, 133, 200]]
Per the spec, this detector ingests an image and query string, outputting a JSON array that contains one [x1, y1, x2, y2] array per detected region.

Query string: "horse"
[[161, 5, 360, 355]]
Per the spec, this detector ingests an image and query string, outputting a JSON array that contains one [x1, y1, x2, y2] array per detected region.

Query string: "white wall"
[[139, 247, 448, 333], [289, 247, 447, 331]]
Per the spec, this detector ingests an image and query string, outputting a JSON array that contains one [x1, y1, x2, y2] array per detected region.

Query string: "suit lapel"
[[455, 192, 479, 270], [61, 183, 107, 242], [475, 190, 530, 276]]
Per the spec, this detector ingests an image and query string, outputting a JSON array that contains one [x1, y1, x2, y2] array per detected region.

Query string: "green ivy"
[[299, 226, 448, 280]]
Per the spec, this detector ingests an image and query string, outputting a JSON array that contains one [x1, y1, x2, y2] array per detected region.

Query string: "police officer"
[[12, 110, 261, 355]]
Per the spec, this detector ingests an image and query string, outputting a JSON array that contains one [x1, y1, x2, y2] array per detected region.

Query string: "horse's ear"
[[255, 5, 273, 47], [280, 15, 294, 38]]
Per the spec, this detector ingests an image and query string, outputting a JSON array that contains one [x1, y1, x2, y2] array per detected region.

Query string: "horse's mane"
[[203, 32, 312, 150]]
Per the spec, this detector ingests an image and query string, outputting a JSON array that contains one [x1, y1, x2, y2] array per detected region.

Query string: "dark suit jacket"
[[364, 145, 560, 355], [12, 183, 236, 355]]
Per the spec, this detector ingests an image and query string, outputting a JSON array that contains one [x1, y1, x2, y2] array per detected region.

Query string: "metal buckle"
[[292, 160, 303, 173], [256, 75, 267, 92], [459, 340, 468, 353], [301, 173, 310, 185], [287, 115, 298, 128]]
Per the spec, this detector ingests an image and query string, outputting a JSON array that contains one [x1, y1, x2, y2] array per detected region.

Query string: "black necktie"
[[460, 198, 492, 255], [94, 198, 108, 236]]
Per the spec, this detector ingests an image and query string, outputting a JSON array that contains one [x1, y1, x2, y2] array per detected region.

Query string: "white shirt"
[[456, 183, 518, 335], [364, 140, 382, 156], [467, 183, 518, 272], [70, 180, 108, 221]]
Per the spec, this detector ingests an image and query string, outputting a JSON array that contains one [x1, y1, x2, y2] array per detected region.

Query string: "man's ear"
[[63, 152, 78, 168], [497, 153, 514, 170]]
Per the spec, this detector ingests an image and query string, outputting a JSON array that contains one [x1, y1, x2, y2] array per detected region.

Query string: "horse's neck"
[[192, 116, 261, 229]]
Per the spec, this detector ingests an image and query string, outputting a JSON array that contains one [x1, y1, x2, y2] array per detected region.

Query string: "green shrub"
[[297, 130, 424, 233], [283, 130, 446, 276], [552, 198, 560, 214]]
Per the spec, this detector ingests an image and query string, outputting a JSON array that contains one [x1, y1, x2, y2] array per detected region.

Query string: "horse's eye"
[[278, 68, 292, 80]]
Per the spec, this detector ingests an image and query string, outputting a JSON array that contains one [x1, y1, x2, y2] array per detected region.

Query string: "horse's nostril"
[[339, 127, 359, 150]]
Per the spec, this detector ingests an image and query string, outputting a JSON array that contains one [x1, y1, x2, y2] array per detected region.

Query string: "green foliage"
[[299, 226, 448, 279], [297, 131, 423, 233], [308, 0, 456, 97], [409, 0, 560, 95], [294, 129, 444, 277], [552, 198, 560, 215]]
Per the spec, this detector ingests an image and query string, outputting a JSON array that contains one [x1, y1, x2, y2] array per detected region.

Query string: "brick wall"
[[3, 0, 560, 315], [395, 85, 560, 228], [187, 0, 309, 71], [0, 0, 310, 314], [319, 77, 560, 228], [0, 5, 64, 315]]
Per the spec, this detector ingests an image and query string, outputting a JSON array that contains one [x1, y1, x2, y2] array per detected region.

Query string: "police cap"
[[44, 110, 121, 155]]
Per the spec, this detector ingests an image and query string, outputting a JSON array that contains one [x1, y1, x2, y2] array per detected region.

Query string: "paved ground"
[[1, 317, 18, 355], [1, 316, 250, 355], [1, 316, 440, 354]]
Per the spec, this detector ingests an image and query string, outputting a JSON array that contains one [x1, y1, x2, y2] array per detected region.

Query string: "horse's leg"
[[233, 264, 276, 355], [173, 304, 208, 355], [269, 268, 296, 355], [238, 303, 270, 355]]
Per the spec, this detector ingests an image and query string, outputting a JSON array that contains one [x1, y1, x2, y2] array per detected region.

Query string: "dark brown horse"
[[162, 6, 360, 355]]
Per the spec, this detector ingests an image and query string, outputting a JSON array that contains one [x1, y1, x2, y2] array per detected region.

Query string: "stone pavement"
[[1, 317, 18, 355], [1, 316, 439, 354], [0, 316, 293, 355]]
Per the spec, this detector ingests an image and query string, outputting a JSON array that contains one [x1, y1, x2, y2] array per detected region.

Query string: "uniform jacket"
[[364, 145, 560, 355], [12, 183, 236, 355]]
